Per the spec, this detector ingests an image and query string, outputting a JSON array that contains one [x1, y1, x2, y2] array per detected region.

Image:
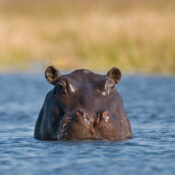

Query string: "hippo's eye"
[[55, 84, 64, 94], [57, 84, 63, 89]]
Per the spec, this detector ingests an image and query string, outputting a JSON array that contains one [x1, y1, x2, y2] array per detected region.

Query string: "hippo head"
[[34, 66, 132, 141]]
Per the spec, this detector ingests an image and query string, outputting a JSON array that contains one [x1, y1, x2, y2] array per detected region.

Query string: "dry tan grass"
[[0, 0, 175, 73]]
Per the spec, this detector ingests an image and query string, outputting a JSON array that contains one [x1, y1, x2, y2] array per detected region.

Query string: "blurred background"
[[0, 0, 175, 73]]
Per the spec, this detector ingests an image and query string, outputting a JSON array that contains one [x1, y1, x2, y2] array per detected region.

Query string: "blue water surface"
[[0, 73, 175, 175]]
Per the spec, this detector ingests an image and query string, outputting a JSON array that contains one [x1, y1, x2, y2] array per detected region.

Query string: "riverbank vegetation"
[[0, 0, 175, 73]]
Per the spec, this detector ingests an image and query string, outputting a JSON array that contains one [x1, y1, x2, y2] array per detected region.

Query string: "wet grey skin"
[[34, 65, 132, 141]]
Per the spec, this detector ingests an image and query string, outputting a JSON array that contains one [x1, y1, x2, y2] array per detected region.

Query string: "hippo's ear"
[[107, 67, 122, 85], [45, 65, 61, 85]]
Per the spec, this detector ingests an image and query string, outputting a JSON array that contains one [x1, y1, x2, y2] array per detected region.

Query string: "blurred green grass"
[[0, 0, 175, 73]]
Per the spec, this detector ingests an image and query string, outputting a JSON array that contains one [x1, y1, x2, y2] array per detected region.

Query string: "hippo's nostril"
[[101, 111, 110, 122], [76, 110, 84, 116], [102, 111, 109, 118]]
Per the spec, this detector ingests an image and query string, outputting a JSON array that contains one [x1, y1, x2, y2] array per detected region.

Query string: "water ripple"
[[0, 74, 175, 175]]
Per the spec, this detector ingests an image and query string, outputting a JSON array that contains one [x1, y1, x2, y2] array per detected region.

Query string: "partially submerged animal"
[[34, 65, 132, 141]]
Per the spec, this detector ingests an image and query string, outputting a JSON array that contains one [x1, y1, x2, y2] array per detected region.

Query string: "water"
[[0, 73, 175, 175]]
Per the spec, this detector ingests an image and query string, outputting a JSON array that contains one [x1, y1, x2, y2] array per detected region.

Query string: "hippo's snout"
[[57, 110, 113, 140]]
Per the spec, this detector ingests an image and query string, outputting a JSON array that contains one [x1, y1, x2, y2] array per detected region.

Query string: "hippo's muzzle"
[[57, 110, 118, 140]]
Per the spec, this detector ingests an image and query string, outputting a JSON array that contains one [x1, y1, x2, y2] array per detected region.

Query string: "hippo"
[[34, 65, 132, 141]]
